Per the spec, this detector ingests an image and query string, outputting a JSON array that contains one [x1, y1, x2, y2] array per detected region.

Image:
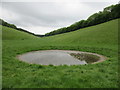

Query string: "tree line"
[[0, 19, 44, 37], [45, 4, 120, 36]]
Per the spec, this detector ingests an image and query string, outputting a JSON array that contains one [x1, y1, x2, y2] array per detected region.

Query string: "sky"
[[0, 0, 119, 35]]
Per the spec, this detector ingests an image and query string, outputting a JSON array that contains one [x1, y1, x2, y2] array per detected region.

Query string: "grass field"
[[2, 19, 119, 88]]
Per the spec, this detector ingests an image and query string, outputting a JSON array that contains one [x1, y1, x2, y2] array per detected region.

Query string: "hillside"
[[2, 18, 118, 50], [2, 19, 119, 88], [44, 19, 118, 50], [1, 19, 118, 49], [1, 25, 38, 40]]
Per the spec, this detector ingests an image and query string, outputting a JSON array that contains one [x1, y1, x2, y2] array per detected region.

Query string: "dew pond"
[[17, 50, 107, 66]]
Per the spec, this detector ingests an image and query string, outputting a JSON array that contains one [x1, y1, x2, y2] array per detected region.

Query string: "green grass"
[[1, 26, 39, 40], [2, 19, 119, 88]]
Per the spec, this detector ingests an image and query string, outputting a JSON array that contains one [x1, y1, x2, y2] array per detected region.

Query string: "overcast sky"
[[0, 0, 119, 35]]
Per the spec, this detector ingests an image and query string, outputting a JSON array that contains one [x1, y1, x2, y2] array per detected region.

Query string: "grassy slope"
[[45, 19, 118, 50], [1, 25, 38, 40], [2, 19, 119, 88]]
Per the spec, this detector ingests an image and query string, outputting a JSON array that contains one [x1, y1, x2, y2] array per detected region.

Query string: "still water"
[[17, 50, 106, 65]]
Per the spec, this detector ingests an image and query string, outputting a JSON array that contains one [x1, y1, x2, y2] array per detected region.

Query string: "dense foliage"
[[45, 4, 120, 36]]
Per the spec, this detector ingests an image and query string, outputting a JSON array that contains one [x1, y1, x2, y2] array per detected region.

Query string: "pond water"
[[17, 50, 106, 65]]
